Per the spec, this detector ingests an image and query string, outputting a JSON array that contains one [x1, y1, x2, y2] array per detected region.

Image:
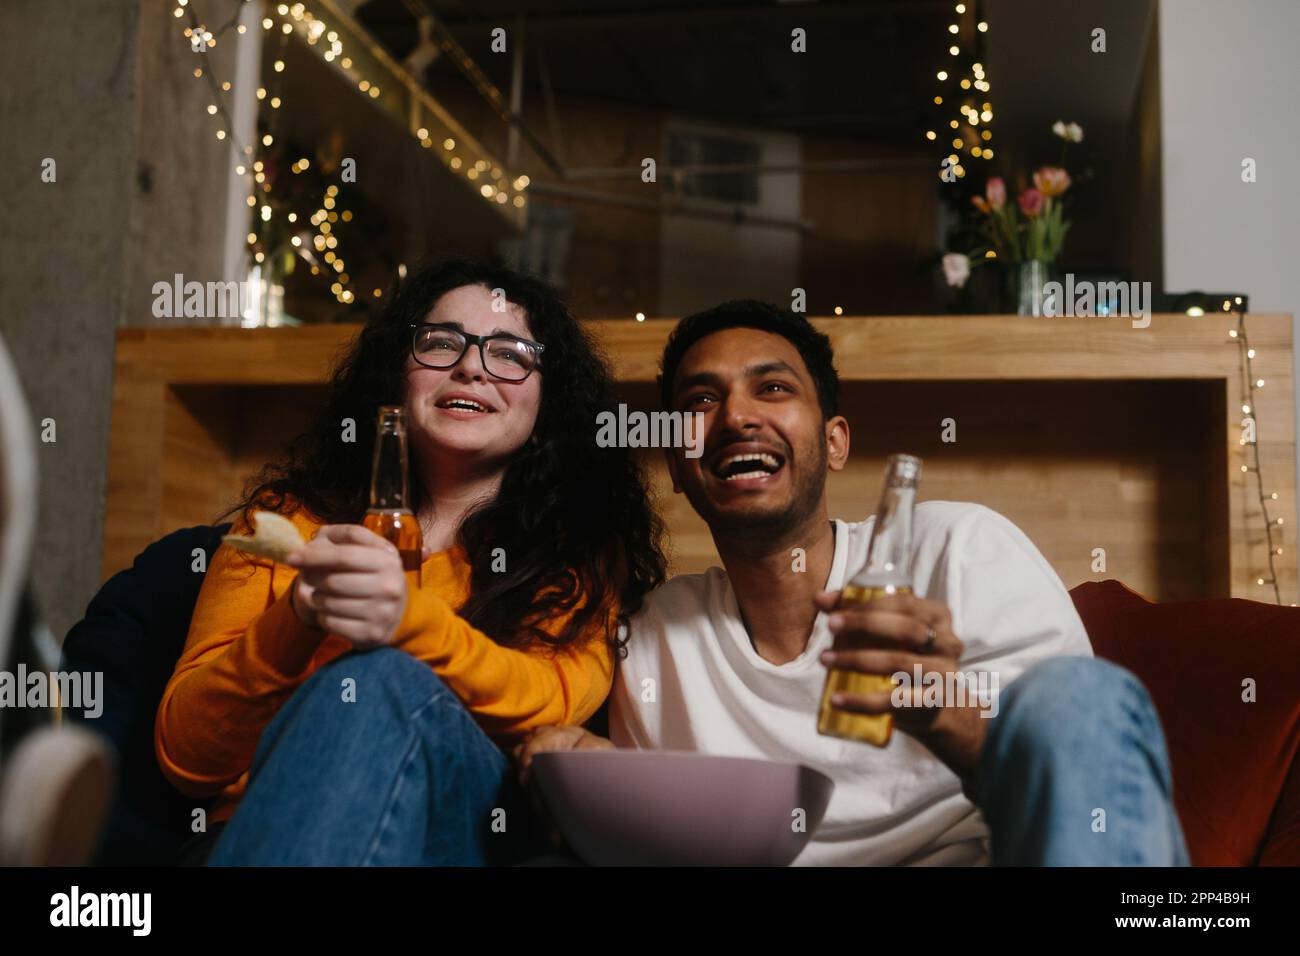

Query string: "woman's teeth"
[[441, 399, 488, 412]]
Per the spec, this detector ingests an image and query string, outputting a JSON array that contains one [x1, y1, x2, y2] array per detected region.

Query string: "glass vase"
[[242, 259, 286, 328], [1009, 259, 1051, 316]]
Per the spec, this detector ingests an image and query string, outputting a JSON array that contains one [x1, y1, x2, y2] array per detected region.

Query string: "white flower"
[[1054, 120, 1084, 143], [942, 252, 971, 289]]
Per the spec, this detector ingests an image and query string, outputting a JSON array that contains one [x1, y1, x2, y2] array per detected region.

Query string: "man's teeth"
[[717, 452, 781, 479]]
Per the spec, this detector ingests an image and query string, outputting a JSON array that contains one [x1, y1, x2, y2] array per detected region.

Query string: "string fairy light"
[[1224, 298, 1291, 604], [276, 0, 527, 212], [176, 0, 254, 160], [177, 2, 362, 305], [927, 1, 995, 179], [176, 0, 529, 308]]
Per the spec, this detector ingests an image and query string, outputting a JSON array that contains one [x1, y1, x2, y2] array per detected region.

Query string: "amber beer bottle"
[[362, 406, 423, 588], [817, 453, 922, 746]]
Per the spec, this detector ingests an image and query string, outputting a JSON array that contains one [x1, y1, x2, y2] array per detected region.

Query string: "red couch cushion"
[[1069, 580, 1300, 865]]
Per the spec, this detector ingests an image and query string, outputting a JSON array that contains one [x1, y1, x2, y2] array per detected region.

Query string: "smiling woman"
[[401, 285, 545, 487], [153, 257, 667, 865]]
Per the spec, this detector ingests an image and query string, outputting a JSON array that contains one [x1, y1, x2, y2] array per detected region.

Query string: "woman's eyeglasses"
[[409, 323, 545, 383]]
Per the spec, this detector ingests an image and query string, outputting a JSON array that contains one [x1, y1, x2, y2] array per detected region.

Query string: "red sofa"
[[1071, 580, 1300, 865]]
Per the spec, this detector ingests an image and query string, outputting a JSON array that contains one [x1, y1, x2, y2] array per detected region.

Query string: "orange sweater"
[[154, 504, 615, 823]]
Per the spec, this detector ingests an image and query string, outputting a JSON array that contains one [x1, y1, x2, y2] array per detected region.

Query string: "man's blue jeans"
[[207, 649, 1189, 866], [972, 655, 1190, 866]]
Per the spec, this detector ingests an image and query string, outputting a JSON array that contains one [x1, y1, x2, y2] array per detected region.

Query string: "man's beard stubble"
[[689, 429, 829, 546]]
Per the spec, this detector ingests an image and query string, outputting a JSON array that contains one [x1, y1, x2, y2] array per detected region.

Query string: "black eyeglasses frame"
[[408, 322, 545, 382]]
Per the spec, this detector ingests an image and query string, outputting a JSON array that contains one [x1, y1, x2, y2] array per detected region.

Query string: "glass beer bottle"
[[362, 406, 423, 588], [817, 453, 922, 746]]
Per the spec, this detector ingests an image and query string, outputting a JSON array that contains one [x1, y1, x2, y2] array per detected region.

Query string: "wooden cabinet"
[[106, 314, 1296, 602]]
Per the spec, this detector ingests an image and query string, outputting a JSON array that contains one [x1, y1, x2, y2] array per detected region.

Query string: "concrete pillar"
[[0, 0, 236, 639], [1, 0, 144, 641]]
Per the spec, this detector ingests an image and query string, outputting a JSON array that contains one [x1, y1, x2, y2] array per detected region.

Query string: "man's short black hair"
[[659, 300, 841, 419]]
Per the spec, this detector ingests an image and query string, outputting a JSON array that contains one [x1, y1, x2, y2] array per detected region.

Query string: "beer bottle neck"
[[850, 485, 915, 588], [370, 424, 411, 510]]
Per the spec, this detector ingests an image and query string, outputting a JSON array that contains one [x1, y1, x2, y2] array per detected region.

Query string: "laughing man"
[[520, 300, 1189, 866]]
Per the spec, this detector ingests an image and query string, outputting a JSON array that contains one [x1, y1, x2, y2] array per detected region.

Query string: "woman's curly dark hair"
[[218, 257, 666, 656]]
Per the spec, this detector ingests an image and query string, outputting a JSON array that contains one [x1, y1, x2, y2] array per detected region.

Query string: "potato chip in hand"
[[222, 510, 307, 564]]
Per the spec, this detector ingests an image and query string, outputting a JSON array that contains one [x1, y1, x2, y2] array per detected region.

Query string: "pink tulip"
[[1018, 188, 1045, 218], [1033, 166, 1071, 198], [986, 177, 1007, 210]]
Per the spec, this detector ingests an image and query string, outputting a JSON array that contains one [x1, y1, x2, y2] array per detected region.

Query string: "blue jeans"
[[207, 649, 1189, 866], [207, 648, 555, 866], [973, 656, 1191, 866]]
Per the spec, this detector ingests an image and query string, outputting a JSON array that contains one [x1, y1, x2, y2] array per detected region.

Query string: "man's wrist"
[[927, 705, 987, 778]]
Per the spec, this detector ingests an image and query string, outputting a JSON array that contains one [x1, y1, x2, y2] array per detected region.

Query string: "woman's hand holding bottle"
[[286, 524, 421, 649]]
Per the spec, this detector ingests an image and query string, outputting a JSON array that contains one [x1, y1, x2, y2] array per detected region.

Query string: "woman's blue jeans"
[[207, 647, 553, 866], [206, 649, 1189, 866]]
